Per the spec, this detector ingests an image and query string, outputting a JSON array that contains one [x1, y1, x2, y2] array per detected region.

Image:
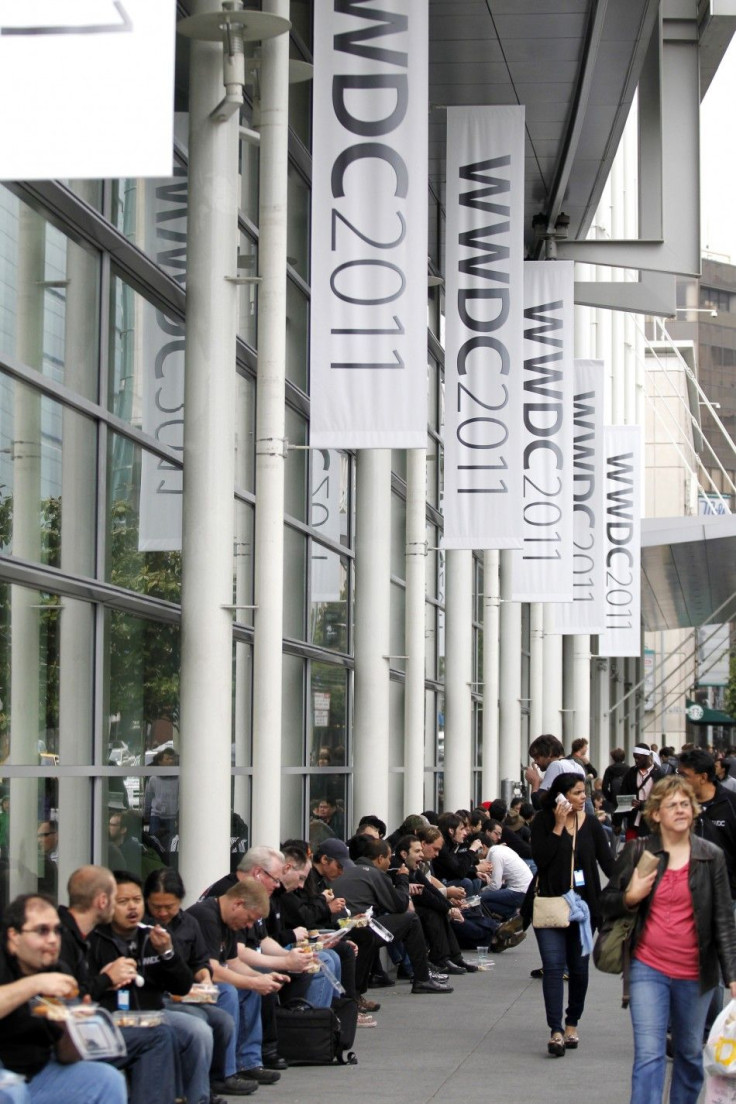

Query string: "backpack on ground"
[[275, 997, 358, 1065]]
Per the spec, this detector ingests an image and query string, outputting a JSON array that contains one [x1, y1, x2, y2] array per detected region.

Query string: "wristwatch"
[[161, 948, 175, 961]]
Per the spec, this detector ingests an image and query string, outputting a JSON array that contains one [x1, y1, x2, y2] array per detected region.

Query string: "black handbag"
[[275, 998, 358, 1065]]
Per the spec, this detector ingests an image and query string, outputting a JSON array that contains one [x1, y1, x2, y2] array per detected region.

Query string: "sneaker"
[[357, 1012, 378, 1028], [357, 996, 381, 1013], [428, 967, 449, 981]]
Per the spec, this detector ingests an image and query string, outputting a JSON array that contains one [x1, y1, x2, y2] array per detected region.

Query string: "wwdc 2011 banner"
[[443, 105, 525, 550], [310, 0, 428, 449], [553, 359, 606, 633], [598, 425, 642, 658], [511, 261, 574, 601]]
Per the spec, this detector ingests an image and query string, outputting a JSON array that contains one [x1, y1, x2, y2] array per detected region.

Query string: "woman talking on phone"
[[600, 775, 736, 1104], [531, 772, 614, 1057]]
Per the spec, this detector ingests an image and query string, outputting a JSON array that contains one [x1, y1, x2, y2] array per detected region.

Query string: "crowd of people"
[[4, 734, 736, 1104]]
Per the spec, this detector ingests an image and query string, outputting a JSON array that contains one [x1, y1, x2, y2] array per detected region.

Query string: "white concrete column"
[[573, 634, 592, 746], [9, 205, 44, 897], [353, 450, 391, 824], [482, 550, 500, 801], [542, 606, 563, 737], [498, 551, 522, 785], [529, 603, 544, 741], [58, 200, 98, 888], [444, 550, 473, 810], [179, 0, 241, 899], [250, 0, 291, 845], [403, 448, 426, 815]]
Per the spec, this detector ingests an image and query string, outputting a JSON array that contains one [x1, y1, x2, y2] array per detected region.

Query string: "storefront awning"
[[641, 514, 736, 631], [685, 699, 736, 726]]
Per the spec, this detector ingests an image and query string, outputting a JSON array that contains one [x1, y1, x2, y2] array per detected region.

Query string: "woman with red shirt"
[[601, 776, 736, 1104]]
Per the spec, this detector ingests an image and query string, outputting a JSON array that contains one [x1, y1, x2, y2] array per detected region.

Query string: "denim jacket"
[[600, 833, 736, 993]]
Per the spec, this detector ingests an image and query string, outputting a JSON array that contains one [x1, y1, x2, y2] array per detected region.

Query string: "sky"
[[701, 35, 736, 264]]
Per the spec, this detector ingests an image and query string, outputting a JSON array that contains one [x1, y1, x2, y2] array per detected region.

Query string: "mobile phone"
[[555, 793, 567, 805]]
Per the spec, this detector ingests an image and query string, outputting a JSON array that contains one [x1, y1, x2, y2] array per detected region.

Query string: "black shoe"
[[548, 1033, 566, 1058], [411, 978, 454, 995], [530, 967, 544, 979], [396, 965, 414, 981], [211, 1077, 259, 1096], [432, 959, 466, 975], [211, 1096, 228, 1104], [368, 972, 395, 988], [456, 958, 478, 973], [237, 1068, 281, 1085], [261, 1055, 288, 1071]]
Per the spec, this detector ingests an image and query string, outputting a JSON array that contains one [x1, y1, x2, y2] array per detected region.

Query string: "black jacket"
[[332, 857, 410, 916], [87, 924, 192, 1011], [432, 841, 480, 883], [616, 765, 664, 832], [694, 782, 736, 899], [531, 811, 614, 925], [600, 834, 736, 994], [57, 905, 115, 1001]]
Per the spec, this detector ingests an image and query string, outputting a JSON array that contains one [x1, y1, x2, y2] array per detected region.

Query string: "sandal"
[[547, 1032, 565, 1057], [564, 1028, 579, 1049]]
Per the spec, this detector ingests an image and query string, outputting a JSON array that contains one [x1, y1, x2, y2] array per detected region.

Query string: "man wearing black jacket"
[[88, 871, 214, 1104], [58, 865, 180, 1104], [332, 836, 452, 995], [678, 749, 736, 898]]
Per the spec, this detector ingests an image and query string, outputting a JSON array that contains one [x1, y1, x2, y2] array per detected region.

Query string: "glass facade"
[[0, 1, 488, 911]]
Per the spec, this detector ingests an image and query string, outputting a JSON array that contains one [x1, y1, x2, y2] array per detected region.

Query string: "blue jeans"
[[116, 1023, 179, 1104], [480, 887, 526, 919], [29, 1060, 126, 1104], [534, 923, 589, 1035], [164, 994, 236, 1082], [234, 987, 263, 1071], [629, 958, 715, 1104], [164, 1008, 214, 1104]]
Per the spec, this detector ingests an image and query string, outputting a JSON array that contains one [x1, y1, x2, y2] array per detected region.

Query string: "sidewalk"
[[225, 933, 643, 1104]]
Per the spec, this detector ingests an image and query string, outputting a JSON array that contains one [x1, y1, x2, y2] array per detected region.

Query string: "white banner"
[[598, 425, 642, 658], [510, 262, 574, 600], [0, 0, 175, 180], [310, 0, 428, 448], [139, 169, 187, 551], [553, 359, 606, 633], [442, 105, 525, 550]]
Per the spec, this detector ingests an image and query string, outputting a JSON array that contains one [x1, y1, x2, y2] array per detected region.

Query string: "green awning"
[[686, 699, 736, 726]]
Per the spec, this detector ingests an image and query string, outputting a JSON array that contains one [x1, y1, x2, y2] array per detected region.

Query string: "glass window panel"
[[310, 547, 348, 653], [282, 654, 304, 768], [288, 72, 312, 148], [426, 525, 438, 599], [63, 180, 103, 210], [0, 585, 93, 767], [109, 277, 186, 452], [235, 373, 256, 493], [287, 165, 310, 282], [309, 775, 346, 847], [0, 187, 99, 400], [239, 105, 259, 225], [427, 358, 439, 432], [282, 773, 305, 844], [233, 500, 254, 627], [389, 678, 403, 769], [284, 526, 306, 640], [1, 777, 61, 901], [0, 375, 96, 574], [391, 450, 407, 482], [233, 641, 253, 769], [310, 662, 347, 767], [427, 435, 439, 509], [104, 803, 177, 877], [106, 431, 182, 600], [104, 609, 180, 769], [390, 493, 406, 580], [286, 279, 308, 391], [111, 166, 188, 282], [290, 1, 312, 48], [425, 602, 437, 681], [237, 232, 258, 350], [389, 580, 406, 674], [285, 406, 307, 521]]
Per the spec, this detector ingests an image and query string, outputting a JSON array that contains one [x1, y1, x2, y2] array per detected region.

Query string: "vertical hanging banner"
[[599, 425, 642, 658], [443, 105, 525, 550], [510, 261, 575, 600], [553, 359, 606, 633], [310, 0, 428, 449]]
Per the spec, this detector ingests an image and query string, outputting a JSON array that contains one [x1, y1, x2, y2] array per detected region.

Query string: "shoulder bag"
[[592, 839, 645, 1007], [532, 819, 576, 929]]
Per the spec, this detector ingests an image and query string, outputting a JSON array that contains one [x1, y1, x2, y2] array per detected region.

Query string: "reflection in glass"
[[237, 232, 258, 350], [310, 548, 347, 652], [310, 662, 347, 767], [1, 777, 59, 905], [111, 166, 188, 279], [104, 609, 180, 775], [106, 432, 182, 600], [308, 777, 346, 849], [0, 186, 99, 400]]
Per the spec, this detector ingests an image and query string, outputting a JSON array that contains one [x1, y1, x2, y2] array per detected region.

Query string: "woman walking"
[[601, 775, 736, 1104], [531, 771, 614, 1057]]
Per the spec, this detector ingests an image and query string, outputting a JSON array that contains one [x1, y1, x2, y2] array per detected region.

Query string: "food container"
[[112, 1009, 164, 1028], [174, 984, 218, 1004]]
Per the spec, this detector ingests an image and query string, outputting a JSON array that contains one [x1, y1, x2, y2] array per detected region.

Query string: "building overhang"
[[641, 514, 736, 630]]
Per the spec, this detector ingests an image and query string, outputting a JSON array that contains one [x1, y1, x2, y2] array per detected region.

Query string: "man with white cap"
[[616, 743, 664, 838]]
